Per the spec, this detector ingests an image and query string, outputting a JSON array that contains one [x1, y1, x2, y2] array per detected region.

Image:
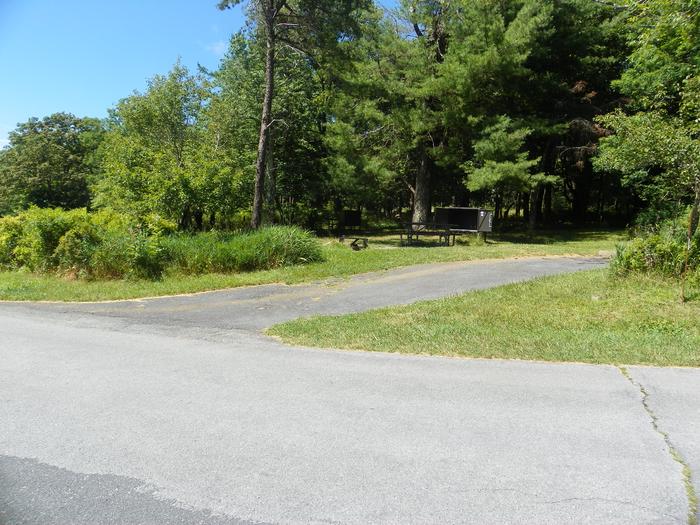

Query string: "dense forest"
[[0, 0, 698, 283]]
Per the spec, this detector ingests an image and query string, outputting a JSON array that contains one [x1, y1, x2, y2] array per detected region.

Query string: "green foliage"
[[464, 117, 550, 193], [596, 0, 700, 290], [55, 212, 167, 280], [11, 207, 89, 271], [320, 8, 421, 209], [3, 0, 690, 241], [0, 207, 322, 281], [54, 219, 103, 277], [595, 111, 700, 203], [323, 0, 607, 221], [96, 62, 243, 229], [0, 113, 104, 214], [595, 109, 700, 282], [614, 0, 700, 112], [612, 213, 699, 278], [0, 208, 166, 279], [210, 32, 328, 224], [0, 216, 23, 266], [0, 229, 622, 301], [216, 0, 372, 227], [162, 226, 324, 274]]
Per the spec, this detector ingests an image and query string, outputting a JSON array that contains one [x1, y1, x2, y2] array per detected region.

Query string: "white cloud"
[[206, 40, 227, 57]]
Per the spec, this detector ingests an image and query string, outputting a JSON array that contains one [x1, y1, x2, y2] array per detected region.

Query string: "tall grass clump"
[[162, 225, 324, 274]]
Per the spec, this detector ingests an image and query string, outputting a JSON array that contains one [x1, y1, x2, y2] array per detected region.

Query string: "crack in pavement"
[[461, 487, 683, 521], [540, 497, 684, 522], [462, 487, 681, 522], [619, 367, 698, 525]]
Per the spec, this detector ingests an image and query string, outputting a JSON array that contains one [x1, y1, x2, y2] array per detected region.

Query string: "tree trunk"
[[251, 8, 275, 229], [525, 191, 532, 229], [528, 185, 544, 231], [194, 209, 203, 231], [543, 184, 552, 224], [264, 125, 276, 224], [411, 146, 431, 225]]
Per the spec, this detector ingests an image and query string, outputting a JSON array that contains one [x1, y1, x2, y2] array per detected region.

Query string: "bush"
[[55, 219, 103, 278], [612, 212, 699, 278], [1, 208, 166, 280], [0, 216, 23, 267], [12, 207, 87, 271], [57, 219, 166, 280], [142, 213, 177, 237], [1, 209, 321, 281], [86, 228, 133, 278], [126, 228, 166, 280]]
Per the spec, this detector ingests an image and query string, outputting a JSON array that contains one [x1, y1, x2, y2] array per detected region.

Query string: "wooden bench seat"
[[400, 222, 455, 246]]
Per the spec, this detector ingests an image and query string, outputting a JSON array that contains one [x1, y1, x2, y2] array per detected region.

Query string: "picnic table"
[[400, 222, 457, 246]]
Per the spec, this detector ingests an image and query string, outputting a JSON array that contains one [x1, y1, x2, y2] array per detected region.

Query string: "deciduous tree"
[[0, 113, 103, 215], [218, 0, 371, 228]]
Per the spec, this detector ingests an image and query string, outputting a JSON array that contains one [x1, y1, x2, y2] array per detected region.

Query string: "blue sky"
[[0, 0, 399, 148], [0, 0, 247, 147]]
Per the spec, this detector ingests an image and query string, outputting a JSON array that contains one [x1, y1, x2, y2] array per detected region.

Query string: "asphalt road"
[[1, 256, 698, 524]]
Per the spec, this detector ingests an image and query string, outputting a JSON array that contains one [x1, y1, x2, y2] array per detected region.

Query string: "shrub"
[[1, 207, 166, 280], [12, 207, 87, 271], [612, 212, 699, 278], [126, 228, 166, 279], [143, 213, 177, 237], [65, 224, 166, 280], [87, 228, 133, 279], [2, 209, 320, 280], [55, 219, 103, 278], [0, 216, 23, 268]]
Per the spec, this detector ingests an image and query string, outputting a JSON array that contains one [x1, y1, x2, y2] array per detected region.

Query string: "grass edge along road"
[[0, 230, 621, 302], [268, 269, 700, 368]]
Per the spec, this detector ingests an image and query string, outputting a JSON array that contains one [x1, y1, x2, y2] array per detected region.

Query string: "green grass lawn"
[[268, 270, 700, 367], [0, 229, 622, 302]]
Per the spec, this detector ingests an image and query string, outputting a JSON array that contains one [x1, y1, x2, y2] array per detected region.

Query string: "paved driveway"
[[1, 256, 697, 524]]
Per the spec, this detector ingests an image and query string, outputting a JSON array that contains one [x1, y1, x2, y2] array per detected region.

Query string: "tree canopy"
[[0, 113, 103, 214], [0, 0, 694, 236]]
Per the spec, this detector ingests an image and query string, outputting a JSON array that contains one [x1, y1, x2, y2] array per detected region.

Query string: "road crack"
[[619, 366, 698, 525]]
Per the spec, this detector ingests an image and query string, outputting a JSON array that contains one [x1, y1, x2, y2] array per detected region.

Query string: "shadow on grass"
[[488, 229, 625, 245], [330, 228, 624, 248]]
